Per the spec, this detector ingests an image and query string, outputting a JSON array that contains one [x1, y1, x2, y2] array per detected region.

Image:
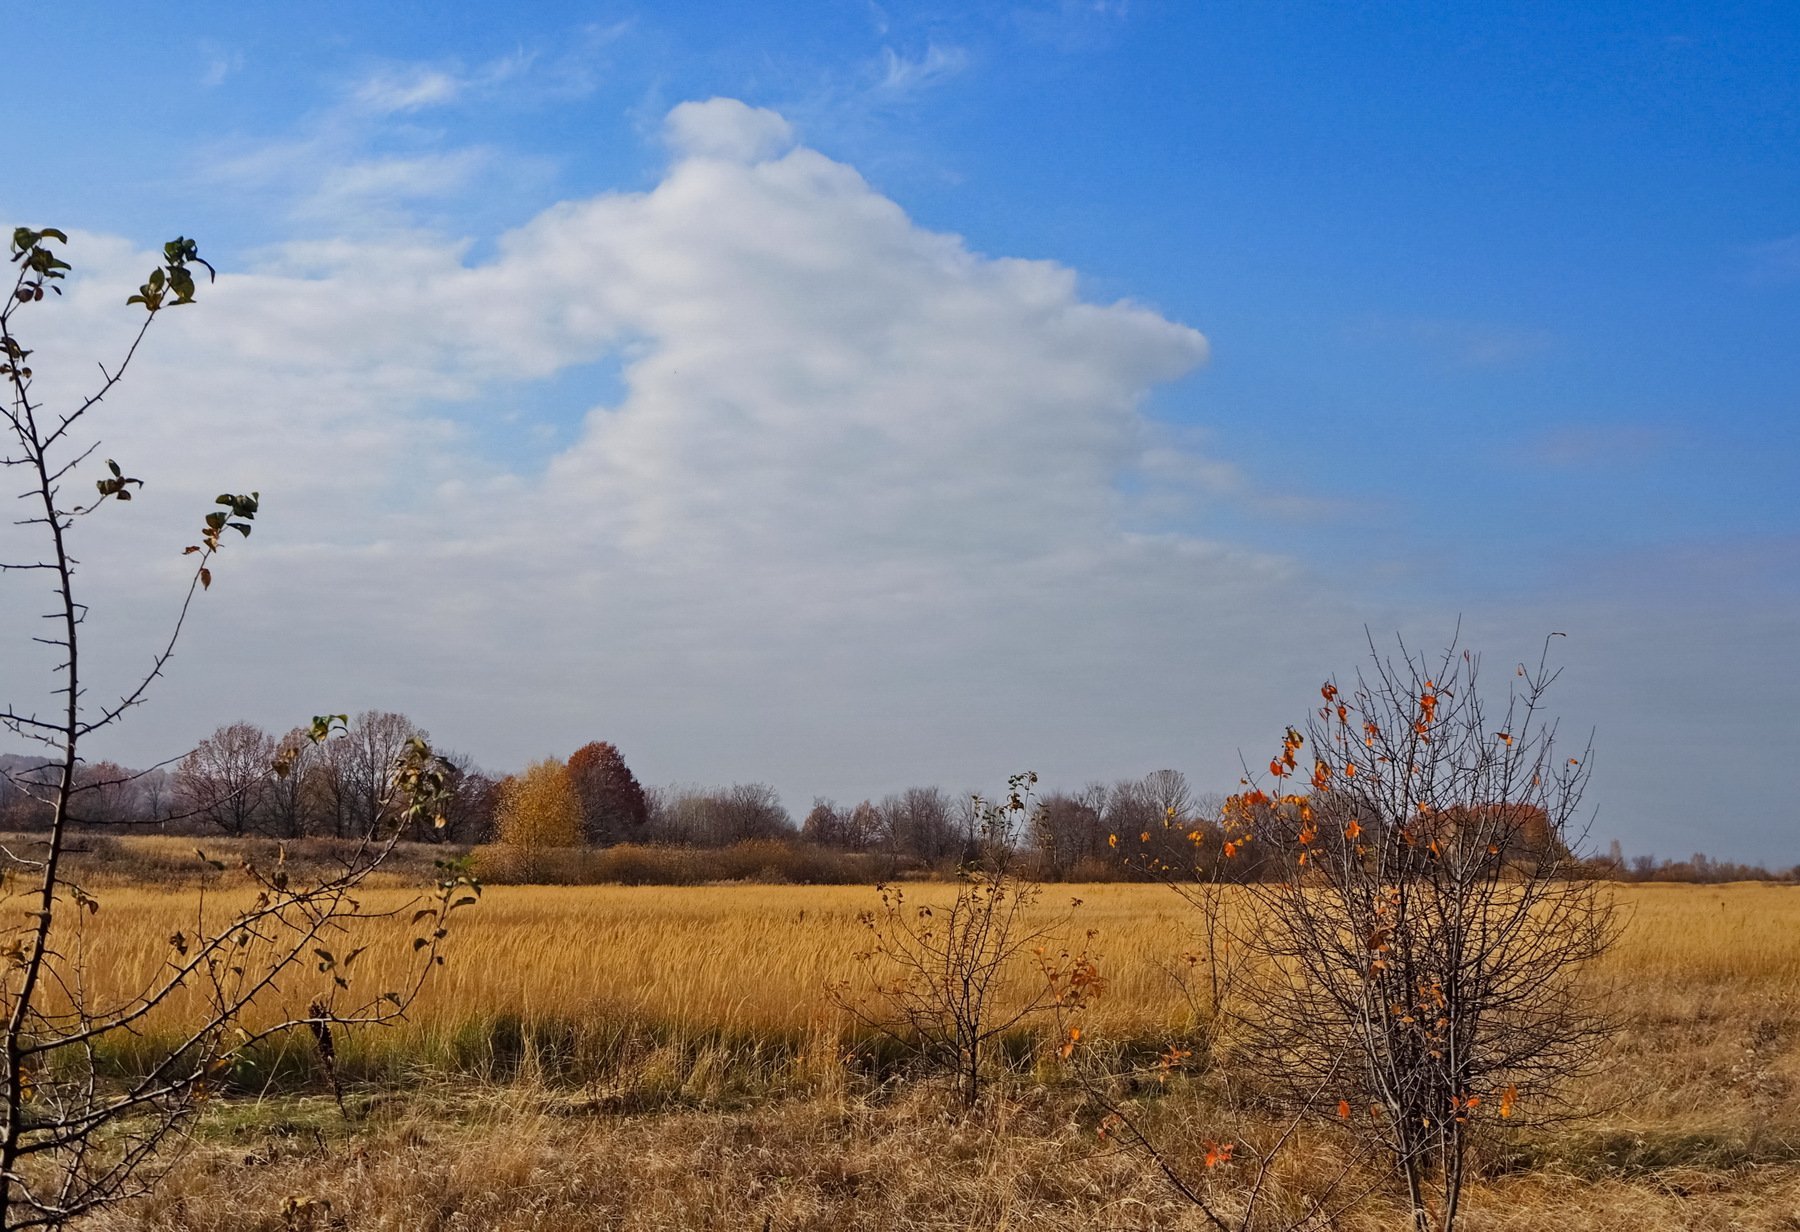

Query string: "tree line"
[[0, 714, 825, 852], [0, 713, 492, 842], [0, 714, 1788, 881]]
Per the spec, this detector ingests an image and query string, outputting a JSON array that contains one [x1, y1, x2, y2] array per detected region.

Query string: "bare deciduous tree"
[[331, 711, 429, 838], [1029, 788, 1105, 880], [264, 726, 321, 840], [173, 722, 276, 837]]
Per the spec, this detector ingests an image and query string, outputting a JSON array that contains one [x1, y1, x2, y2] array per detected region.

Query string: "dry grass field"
[[57, 878, 1800, 1229]]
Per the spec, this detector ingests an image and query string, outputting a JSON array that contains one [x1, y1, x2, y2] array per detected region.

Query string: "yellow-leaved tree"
[[495, 758, 582, 880]]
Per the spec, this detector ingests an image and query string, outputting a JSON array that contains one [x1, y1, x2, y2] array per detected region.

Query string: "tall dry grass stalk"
[[46, 881, 1800, 1096]]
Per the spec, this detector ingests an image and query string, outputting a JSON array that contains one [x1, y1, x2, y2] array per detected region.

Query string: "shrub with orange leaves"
[[1215, 633, 1616, 1232]]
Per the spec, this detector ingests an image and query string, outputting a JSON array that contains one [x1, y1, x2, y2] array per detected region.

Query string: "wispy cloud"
[[1350, 315, 1555, 369], [305, 149, 495, 222], [353, 65, 465, 114], [199, 45, 244, 89], [1014, 0, 1133, 52], [869, 43, 971, 100], [1134, 430, 1347, 522], [204, 49, 567, 232], [1520, 423, 1672, 470], [1744, 233, 1800, 285], [348, 51, 537, 116]]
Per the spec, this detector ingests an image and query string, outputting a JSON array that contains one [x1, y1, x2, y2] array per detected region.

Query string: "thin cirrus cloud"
[[349, 52, 538, 116], [203, 54, 564, 231], [1745, 233, 1800, 285], [1348, 315, 1555, 370], [199, 45, 244, 89], [353, 65, 466, 113], [869, 44, 971, 100], [1521, 423, 1672, 471]]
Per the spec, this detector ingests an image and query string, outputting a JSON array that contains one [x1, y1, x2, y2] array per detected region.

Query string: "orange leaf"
[[1337, 1099, 1351, 1119], [1060, 1027, 1081, 1059], [1499, 1084, 1516, 1118]]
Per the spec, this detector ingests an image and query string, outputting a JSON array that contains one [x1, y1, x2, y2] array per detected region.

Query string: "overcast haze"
[[2, 3, 1796, 862]]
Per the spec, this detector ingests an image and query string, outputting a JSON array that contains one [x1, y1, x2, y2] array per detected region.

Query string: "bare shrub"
[[832, 773, 1102, 1105]]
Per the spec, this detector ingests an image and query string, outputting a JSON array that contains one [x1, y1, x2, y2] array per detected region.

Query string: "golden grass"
[[51, 878, 1800, 1230], [1604, 881, 1800, 999], [41, 880, 1800, 1091], [51, 879, 1800, 1033]]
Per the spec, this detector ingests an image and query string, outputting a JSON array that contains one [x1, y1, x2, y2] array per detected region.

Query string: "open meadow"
[[54, 876, 1800, 1230]]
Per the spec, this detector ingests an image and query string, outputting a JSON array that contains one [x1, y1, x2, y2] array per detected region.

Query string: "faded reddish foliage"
[[567, 741, 649, 845]]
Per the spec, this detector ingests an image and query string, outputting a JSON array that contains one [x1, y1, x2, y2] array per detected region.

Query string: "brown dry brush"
[[0, 229, 476, 1228], [832, 773, 1103, 1107]]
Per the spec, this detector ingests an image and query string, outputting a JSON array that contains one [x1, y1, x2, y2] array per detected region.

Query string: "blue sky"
[[6, 1, 1797, 860]]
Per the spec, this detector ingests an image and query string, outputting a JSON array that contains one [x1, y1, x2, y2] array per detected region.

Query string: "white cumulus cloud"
[[662, 99, 798, 163], [0, 103, 1440, 830]]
